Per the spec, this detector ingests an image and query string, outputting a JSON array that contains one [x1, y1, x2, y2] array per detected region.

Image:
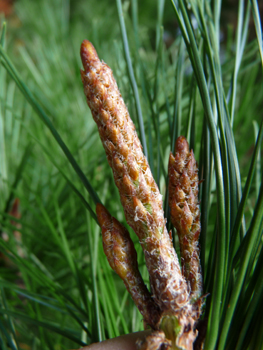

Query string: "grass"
[[0, 0, 262, 349]]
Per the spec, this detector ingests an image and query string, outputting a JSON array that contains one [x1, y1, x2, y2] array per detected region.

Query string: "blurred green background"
[[0, 0, 262, 349]]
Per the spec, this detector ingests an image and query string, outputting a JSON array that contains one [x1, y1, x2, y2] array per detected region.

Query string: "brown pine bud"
[[96, 203, 161, 329], [168, 136, 202, 301], [81, 40, 189, 314]]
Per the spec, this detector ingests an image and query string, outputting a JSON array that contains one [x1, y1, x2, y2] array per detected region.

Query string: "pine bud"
[[168, 136, 202, 301], [96, 203, 161, 329], [80, 40, 189, 312]]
